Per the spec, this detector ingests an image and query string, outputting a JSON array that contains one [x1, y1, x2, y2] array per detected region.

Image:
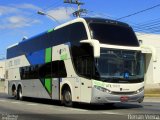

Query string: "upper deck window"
[[89, 23, 139, 46], [69, 22, 88, 44]]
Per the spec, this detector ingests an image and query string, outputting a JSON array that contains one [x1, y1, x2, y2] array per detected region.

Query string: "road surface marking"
[[27, 103, 38, 106], [11, 101, 21, 104], [0, 100, 6, 102], [102, 111, 126, 116], [66, 108, 88, 112], [49, 107, 67, 112]]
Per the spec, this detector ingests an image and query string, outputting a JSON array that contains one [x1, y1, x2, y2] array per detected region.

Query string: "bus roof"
[[9, 17, 130, 49], [83, 17, 129, 27], [55, 17, 130, 30]]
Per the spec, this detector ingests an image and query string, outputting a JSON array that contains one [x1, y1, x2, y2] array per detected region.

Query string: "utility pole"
[[64, 0, 87, 17]]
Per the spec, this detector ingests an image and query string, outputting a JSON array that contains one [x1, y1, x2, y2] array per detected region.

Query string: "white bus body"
[[6, 18, 144, 106]]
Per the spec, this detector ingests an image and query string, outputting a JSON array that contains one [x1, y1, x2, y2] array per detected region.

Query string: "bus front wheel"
[[63, 89, 72, 107]]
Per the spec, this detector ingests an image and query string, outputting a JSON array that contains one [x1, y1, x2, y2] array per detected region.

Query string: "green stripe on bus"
[[45, 47, 52, 63], [60, 53, 68, 60], [45, 78, 52, 94], [45, 47, 52, 96], [47, 29, 54, 33]]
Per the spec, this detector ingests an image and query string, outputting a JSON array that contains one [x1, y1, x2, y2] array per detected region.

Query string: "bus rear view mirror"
[[80, 39, 100, 58]]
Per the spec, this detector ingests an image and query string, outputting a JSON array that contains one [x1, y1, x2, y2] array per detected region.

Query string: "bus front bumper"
[[90, 88, 144, 103]]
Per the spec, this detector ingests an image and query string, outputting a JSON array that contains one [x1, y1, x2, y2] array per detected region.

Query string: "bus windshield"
[[89, 23, 139, 46], [95, 48, 144, 83]]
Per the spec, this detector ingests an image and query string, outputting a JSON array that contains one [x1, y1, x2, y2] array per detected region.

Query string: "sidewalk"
[[145, 94, 160, 97], [144, 97, 160, 103]]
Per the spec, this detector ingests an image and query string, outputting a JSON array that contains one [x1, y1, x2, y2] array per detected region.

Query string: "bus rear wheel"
[[63, 89, 72, 107], [17, 86, 23, 101], [12, 85, 17, 99]]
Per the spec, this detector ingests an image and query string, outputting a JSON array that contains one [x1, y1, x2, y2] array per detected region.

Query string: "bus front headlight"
[[136, 87, 144, 94], [94, 85, 111, 93]]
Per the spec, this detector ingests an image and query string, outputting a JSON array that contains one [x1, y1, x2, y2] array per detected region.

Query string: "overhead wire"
[[117, 3, 160, 20], [133, 20, 160, 35], [114, 3, 160, 35], [117, 15, 160, 35]]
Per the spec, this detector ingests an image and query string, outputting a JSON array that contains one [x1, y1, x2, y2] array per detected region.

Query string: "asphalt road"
[[0, 93, 160, 120]]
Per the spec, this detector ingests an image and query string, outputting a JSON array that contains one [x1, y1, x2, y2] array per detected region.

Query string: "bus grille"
[[111, 91, 136, 95]]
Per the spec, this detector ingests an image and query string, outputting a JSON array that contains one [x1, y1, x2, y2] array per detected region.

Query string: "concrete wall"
[[137, 33, 160, 96], [0, 81, 4, 93], [0, 60, 5, 80], [0, 60, 5, 93]]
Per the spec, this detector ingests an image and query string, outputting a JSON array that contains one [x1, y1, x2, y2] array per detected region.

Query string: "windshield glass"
[[89, 23, 139, 46], [95, 48, 144, 83]]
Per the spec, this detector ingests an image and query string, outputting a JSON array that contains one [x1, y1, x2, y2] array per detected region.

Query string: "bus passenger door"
[[75, 56, 93, 103], [80, 78, 92, 103]]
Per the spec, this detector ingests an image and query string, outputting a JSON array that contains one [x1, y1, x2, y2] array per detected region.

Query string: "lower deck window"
[[20, 60, 67, 79]]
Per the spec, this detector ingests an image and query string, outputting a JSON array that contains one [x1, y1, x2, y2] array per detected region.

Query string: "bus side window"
[[52, 61, 67, 78], [39, 63, 52, 78], [52, 61, 59, 78], [29, 65, 39, 79], [75, 56, 93, 78], [58, 61, 67, 77], [20, 67, 25, 79]]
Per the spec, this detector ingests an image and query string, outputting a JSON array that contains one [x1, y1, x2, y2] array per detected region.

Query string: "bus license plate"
[[120, 96, 129, 102]]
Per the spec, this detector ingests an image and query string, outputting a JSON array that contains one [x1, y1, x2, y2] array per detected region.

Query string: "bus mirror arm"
[[80, 39, 100, 58]]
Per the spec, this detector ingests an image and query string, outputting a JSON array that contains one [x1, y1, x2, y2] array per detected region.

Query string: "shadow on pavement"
[[0, 93, 143, 110]]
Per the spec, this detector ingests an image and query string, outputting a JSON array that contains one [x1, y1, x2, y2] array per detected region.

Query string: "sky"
[[0, 0, 160, 59]]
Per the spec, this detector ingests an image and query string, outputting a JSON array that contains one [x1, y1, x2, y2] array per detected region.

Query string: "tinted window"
[[52, 61, 67, 78], [71, 44, 94, 78], [52, 61, 59, 77], [69, 22, 88, 44], [74, 56, 93, 78], [20, 61, 67, 79], [48, 26, 69, 44], [29, 65, 39, 79], [89, 23, 139, 46], [58, 61, 67, 77], [39, 63, 52, 78], [7, 22, 88, 59]]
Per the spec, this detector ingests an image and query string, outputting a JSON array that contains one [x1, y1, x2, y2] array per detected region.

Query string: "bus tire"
[[17, 86, 23, 101], [62, 88, 72, 107], [104, 103, 115, 107], [12, 85, 17, 99]]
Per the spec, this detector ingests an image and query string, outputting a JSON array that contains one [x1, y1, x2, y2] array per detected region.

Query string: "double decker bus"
[[6, 17, 144, 106]]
